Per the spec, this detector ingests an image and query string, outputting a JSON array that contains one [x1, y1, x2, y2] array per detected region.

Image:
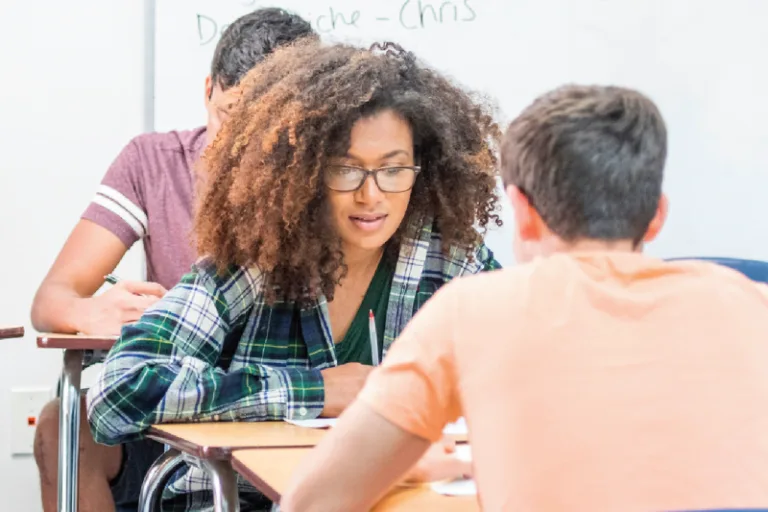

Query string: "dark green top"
[[335, 256, 393, 365]]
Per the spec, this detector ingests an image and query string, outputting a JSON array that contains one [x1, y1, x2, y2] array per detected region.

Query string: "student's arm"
[[282, 403, 434, 512], [282, 284, 464, 511], [31, 137, 166, 335], [86, 264, 325, 446], [30, 220, 165, 334]]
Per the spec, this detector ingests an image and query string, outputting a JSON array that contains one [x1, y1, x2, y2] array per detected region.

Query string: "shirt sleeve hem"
[[357, 390, 442, 443], [82, 204, 141, 249]]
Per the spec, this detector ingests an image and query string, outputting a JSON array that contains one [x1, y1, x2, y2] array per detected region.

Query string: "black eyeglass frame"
[[323, 165, 422, 193]]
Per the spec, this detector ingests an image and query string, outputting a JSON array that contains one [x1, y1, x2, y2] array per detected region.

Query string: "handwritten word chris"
[[400, 0, 476, 29]]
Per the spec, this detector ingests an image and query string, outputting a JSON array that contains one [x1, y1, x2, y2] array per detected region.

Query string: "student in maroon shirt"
[[30, 9, 315, 512]]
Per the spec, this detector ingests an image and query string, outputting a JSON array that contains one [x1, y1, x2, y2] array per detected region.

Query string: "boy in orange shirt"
[[281, 85, 768, 512]]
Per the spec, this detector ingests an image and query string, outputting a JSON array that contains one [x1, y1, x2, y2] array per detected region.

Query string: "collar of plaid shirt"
[[276, 218, 497, 367]]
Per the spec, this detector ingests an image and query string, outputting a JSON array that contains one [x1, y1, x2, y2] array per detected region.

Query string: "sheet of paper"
[[442, 417, 468, 436], [431, 478, 477, 496], [285, 418, 337, 429], [453, 444, 471, 462], [430, 444, 476, 496]]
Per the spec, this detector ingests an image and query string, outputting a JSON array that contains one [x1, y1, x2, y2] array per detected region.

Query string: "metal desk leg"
[[138, 448, 184, 512], [58, 349, 83, 512], [202, 459, 240, 512]]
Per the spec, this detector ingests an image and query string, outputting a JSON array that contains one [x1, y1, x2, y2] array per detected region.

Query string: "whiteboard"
[[155, 0, 768, 265]]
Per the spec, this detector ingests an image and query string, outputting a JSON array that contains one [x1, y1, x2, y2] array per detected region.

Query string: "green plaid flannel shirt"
[[87, 221, 500, 510]]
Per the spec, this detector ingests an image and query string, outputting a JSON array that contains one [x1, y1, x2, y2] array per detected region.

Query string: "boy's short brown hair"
[[501, 85, 667, 244]]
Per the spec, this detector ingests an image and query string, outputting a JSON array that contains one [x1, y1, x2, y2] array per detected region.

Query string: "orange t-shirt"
[[358, 252, 768, 511]]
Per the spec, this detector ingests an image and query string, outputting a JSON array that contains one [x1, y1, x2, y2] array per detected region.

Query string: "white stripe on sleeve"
[[97, 185, 149, 232], [92, 195, 146, 238]]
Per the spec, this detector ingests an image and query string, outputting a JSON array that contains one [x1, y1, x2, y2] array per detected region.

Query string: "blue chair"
[[667, 257, 768, 284]]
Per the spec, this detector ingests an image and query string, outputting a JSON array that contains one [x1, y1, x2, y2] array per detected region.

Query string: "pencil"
[[368, 310, 380, 366]]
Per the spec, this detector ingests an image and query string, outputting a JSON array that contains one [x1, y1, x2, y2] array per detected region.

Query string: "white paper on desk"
[[453, 444, 471, 462], [430, 444, 476, 496], [285, 418, 337, 429], [431, 478, 477, 496], [442, 417, 468, 436]]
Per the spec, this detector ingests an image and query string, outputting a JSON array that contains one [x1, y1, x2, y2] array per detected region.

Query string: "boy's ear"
[[204, 75, 213, 106], [506, 185, 546, 242], [643, 193, 669, 243]]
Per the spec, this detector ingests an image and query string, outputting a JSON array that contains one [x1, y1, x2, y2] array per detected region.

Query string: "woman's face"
[[326, 109, 416, 258]]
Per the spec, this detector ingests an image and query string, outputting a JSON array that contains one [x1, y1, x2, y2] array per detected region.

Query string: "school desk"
[[139, 421, 469, 511], [0, 325, 24, 339], [231, 447, 479, 511], [140, 421, 330, 512], [36, 333, 118, 512]]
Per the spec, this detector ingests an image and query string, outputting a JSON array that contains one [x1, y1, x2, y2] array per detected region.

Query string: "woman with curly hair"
[[87, 38, 501, 509]]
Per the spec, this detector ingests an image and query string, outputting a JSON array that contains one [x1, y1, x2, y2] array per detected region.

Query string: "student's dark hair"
[[197, 40, 501, 304], [209, 8, 314, 91], [501, 84, 667, 244]]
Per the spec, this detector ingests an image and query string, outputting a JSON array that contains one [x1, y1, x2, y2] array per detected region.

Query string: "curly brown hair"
[[196, 38, 501, 304]]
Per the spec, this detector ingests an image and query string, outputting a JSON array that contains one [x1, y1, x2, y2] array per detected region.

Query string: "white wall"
[[155, 0, 768, 266], [0, 1, 149, 509]]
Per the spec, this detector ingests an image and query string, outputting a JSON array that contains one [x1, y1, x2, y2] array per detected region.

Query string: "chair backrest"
[[667, 257, 768, 284]]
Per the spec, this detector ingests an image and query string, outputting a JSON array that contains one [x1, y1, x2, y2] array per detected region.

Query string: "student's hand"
[[403, 436, 473, 483], [77, 280, 167, 335], [319, 363, 374, 417]]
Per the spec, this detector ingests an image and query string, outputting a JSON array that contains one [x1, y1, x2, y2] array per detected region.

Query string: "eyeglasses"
[[324, 165, 421, 193]]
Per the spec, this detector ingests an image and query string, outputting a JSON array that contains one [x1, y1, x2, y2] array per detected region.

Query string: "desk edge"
[[147, 428, 234, 461], [0, 326, 24, 339], [147, 427, 321, 460], [36, 334, 117, 350]]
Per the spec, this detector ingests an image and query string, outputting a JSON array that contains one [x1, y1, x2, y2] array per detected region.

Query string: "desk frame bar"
[[57, 349, 83, 512], [202, 459, 241, 512], [138, 448, 184, 512], [139, 450, 240, 512]]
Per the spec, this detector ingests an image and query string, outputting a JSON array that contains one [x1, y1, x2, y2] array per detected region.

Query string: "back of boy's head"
[[501, 85, 667, 244], [210, 8, 314, 91]]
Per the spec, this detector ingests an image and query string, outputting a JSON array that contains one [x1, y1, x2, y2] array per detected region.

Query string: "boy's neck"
[[538, 236, 641, 256], [560, 239, 639, 253]]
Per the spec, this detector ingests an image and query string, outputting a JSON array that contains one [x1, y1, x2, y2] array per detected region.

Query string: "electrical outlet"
[[11, 387, 52, 455]]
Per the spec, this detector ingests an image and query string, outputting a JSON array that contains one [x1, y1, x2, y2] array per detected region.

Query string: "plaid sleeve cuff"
[[284, 367, 325, 420], [220, 366, 326, 422]]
